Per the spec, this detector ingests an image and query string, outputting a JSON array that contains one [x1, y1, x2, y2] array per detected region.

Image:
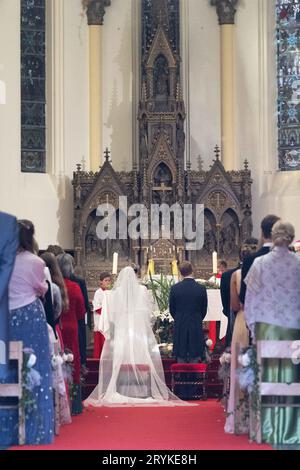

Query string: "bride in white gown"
[[84, 266, 188, 406]]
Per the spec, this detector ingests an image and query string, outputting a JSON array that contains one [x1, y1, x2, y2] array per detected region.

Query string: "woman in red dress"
[[57, 253, 85, 415]]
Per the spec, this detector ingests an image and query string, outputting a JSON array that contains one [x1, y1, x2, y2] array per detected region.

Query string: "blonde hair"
[[272, 221, 295, 247]]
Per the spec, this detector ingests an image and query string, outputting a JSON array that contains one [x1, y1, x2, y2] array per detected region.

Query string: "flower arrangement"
[[204, 338, 213, 363], [158, 342, 173, 357], [62, 349, 74, 385], [236, 346, 260, 438], [236, 347, 258, 393], [20, 348, 42, 411], [196, 278, 220, 289], [146, 274, 176, 346], [218, 350, 231, 381]]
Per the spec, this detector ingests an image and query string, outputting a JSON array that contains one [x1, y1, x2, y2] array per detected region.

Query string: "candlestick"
[[112, 252, 118, 275], [212, 251, 218, 274], [172, 259, 178, 276]]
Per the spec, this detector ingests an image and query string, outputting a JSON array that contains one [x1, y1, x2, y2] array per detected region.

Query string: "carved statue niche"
[[140, 114, 148, 161], [203, 209, 217, 255], [154, 54, 169, 98], [111, 209, 130, 259], [176, 115, 185, 161], [84, 210, 107, 262], [153, 162, 172, 186], [219, 209, 240, 257]]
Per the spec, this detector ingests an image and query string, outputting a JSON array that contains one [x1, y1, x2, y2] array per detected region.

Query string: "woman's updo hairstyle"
[[272, 221, 295, 247]]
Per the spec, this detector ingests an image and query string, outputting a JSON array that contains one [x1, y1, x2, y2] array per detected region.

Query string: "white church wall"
[[0, 0, 88, 250], [184, 0, 221, 170], [102, 0, 134, 171]]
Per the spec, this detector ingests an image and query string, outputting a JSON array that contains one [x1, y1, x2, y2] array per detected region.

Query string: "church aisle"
[[10, 400, 271, 451]]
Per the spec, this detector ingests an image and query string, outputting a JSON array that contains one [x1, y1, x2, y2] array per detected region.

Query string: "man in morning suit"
[[239, 214, 280, 305], [169, 261, 208, 363], [0, 211, 19, 381]]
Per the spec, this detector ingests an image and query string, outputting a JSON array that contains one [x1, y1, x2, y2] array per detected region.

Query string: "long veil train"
[[84, 267, 190, 407]]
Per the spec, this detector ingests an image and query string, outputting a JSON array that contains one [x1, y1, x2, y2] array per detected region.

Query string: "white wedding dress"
[[84, 267, 189, 407]]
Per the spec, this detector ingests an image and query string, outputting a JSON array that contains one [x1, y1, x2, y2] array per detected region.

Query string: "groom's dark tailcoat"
[[169, 278, 208, 360], [0, 211, 18, 380]]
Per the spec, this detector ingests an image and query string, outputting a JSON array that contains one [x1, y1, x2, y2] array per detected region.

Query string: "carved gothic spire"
[[85, 0, 111, 26], [152, 0, 169, 30], [210, 0, 239, 25]]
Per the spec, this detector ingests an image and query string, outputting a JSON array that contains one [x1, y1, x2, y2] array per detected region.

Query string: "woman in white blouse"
[[0, 220, 54, 447], [244, 221, 300, 445]]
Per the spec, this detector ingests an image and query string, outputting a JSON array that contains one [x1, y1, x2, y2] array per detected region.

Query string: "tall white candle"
[[112, 252, 118, 275], [212, 251, 218, 274]]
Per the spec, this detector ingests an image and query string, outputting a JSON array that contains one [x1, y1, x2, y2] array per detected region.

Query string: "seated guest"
[[57, 254, 85, 415], [92, 272, 111, 359], [245, 221, 300, 445], [0, 220, 54, 446], [224, 238, 258, 434]]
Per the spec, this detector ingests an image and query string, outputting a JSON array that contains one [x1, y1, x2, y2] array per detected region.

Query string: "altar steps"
[[82, 356, 223, 401]]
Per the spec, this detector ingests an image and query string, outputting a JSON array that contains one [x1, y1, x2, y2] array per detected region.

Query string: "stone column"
[[85, 1, 111, 171], [211, 0, 238, 170]]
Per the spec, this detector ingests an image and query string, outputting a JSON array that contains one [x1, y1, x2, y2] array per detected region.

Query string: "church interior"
[[1, 0, 300, 453], [1, 0, 300, 267]]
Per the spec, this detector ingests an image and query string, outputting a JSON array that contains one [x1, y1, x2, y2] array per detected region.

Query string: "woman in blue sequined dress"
[[0, 220, 54, 446]]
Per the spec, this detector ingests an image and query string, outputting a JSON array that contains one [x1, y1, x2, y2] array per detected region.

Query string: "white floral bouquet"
[[218, 350, 231, 381], [236, 347, 258, 393], [21, 348, 42, 411], [147, 274, 176, 346], [62, 349, 74, 385]]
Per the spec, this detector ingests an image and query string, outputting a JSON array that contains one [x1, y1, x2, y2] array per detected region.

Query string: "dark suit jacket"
[[239, 246, 271, 304], [0, 212, 18, 379], [220, 267, 239, 346], [220, 267, 239, 318], [169, 278, 208, 359]]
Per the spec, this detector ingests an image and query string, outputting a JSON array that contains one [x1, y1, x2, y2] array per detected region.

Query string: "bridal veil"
[[84, 266, 188, 406]]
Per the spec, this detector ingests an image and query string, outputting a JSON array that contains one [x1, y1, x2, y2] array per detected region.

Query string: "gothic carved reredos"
[[72, 1, 252, 294], [72, 154, 252, 293]]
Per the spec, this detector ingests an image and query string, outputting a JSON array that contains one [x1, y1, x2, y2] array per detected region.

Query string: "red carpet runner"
[[11, 400, 271, 450]]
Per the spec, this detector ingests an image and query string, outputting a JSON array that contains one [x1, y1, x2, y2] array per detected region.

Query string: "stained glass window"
[[21, 0, 46, 173], [277, 0, 300, 171], [141, 0, 180, 82]]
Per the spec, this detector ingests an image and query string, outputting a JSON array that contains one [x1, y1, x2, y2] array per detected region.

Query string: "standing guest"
[[0, 211, 18, 381], [46, 245, 91, 374], [220, 265, 240, 347], [40, 252, 69, 325], [224, 238, 258, 434], [92, 272, 111, 359], [169, 261, 208, 363], [57, 254, 85, 415], [245, 221, 300, 445], [69, 258, 91, 376], [239, 214, 280, 305], [0, 220, 54, 446], [40, 252, 71, 425]]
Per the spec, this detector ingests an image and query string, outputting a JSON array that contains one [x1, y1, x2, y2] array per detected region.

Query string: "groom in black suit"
[[239, 214, 280, 305], [169, 261, 208, 363]]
